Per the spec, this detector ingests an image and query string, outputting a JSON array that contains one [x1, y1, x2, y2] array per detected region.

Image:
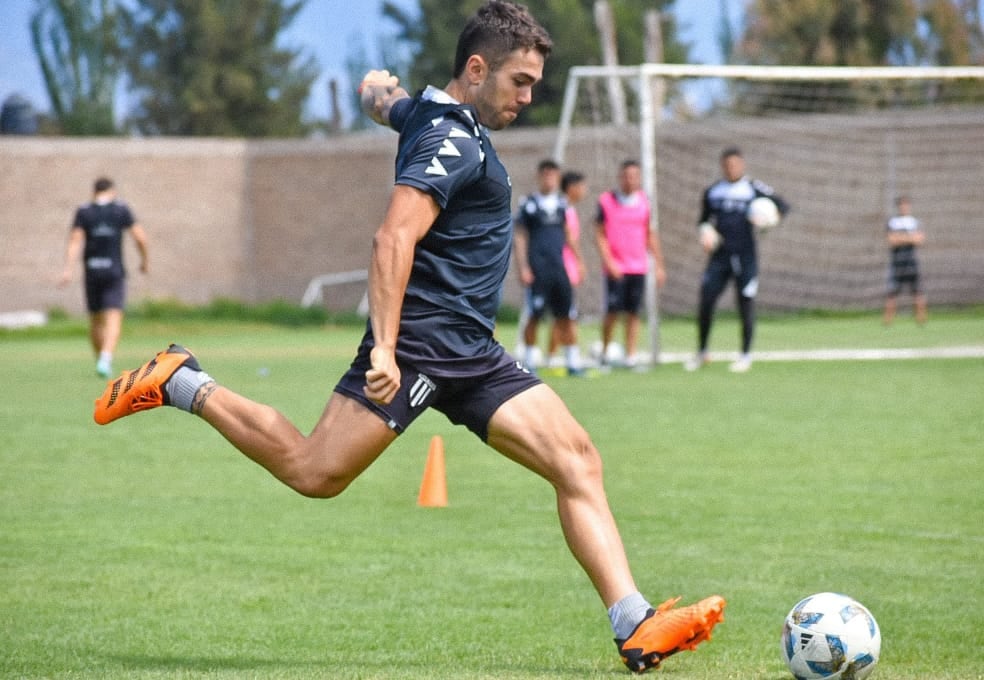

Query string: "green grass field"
[[2, 312, 982, 679]]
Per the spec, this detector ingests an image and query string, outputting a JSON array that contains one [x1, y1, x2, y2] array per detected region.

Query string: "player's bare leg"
[[487, 383, 725, 673], [601, 312, 618, 362], [91, 308, 123, 376], [521, 316, 542, 369], [554, 317, 583, 375], [197, 389, 398, 498], [914, 293, 928, 325], [882, 295, 897, 325], [487, 383, 635, 605], [94, 344, 397, 498]]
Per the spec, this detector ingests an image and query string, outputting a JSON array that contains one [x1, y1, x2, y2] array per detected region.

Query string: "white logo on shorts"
[[409, 373, 436, 408]]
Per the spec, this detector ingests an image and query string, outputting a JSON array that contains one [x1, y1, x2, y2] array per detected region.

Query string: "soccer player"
[[883, 195, 927, 325], [546, 170, 588, 368], [93, 1, 723, 673], [513, 159, 583, 375], [685, 147, 789, 373], [594, 160, 666, 368], [58, 177, 149, 377]]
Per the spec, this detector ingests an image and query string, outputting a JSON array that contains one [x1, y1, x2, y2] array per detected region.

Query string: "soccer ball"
[[781, 592, 881, 680], [748, 196, 781, 230]]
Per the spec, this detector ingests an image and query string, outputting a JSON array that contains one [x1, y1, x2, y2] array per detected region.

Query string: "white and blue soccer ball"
[[748, 196, 781, 230], [781, 592, 881, 680]]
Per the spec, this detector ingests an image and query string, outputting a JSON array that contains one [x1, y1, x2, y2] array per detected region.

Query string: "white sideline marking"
[[660, 346, 984, 364]]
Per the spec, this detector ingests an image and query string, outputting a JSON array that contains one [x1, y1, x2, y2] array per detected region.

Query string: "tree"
[[380, 0, 688, 126], [738, 0, 983, 66], [120, 0, 319, 137], [30, 0, 120, 135]]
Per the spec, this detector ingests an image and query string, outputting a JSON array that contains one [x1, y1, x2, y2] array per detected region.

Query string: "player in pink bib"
[[594, 160, 665, 367]]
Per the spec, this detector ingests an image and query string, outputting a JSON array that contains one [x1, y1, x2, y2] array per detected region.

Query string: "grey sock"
[[165, 366, 215, 413], [609, 591, 652, 639]]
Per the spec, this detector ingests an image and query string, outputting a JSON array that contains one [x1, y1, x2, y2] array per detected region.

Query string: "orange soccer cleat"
[[615, 594, 726, 673], [94, 344, 200, 425]]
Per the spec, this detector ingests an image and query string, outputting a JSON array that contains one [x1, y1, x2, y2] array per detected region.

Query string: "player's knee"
[[553, 432, 603, 491], [279, 446, 354, 499], [291, 473, 352, 499]]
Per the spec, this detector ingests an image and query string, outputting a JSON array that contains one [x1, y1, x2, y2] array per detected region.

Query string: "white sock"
[[164, 366, 215, 412], [524, 345, 537, 368], [564, 344, 581, 370], [98, 351, 112, 363], [609, 591, 652, 639]]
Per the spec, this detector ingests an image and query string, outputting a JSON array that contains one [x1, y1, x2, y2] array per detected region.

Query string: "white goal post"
[[553, 64, 984, 364]]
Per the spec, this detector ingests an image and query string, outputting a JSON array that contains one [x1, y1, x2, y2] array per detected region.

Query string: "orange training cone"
[[417, 435, 448, 507]]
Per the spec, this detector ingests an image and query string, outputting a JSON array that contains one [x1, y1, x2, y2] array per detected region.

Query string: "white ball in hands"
[[747, 196, 781, 231]]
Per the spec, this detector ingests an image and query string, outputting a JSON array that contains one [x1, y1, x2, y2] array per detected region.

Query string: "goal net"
[[553, 65, 984, 359]]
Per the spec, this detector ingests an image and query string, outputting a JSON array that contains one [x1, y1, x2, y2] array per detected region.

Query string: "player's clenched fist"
[[359, 69, 409, 126]]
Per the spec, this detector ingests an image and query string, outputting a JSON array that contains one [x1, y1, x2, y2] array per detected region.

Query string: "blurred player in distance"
[[594, 160, 666, 368], [883, 195, 927, 325], [95, 1, 723, 673], [513, 159, 584, 375], [59, 177, 149, 377], [546, 170, 588, 369], [685, 147, 789, 373]]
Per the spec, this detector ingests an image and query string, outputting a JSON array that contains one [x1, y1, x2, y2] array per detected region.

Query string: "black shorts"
[[888, 266, 920, 295], [527, 268, 576, 321], [334, 342, 541, 441], [605, 273, 646, 314], [84, 275, 126, 313]]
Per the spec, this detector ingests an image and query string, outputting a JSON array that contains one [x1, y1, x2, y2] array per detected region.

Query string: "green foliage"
[[119, 0, 319, 136], [739, 0, 984, 66], [29, 0, 120, 135], [380, 0, 688, 126], [1, 317, 982, 678]]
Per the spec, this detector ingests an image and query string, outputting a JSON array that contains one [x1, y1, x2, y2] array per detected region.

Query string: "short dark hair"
[[453, 0, 553, 77], [721, 147, 743, 160], [537, 159, 560, 173], [561, 171, 585, 192], [93, 177, 113, 193], [621, 159, 640, 170]]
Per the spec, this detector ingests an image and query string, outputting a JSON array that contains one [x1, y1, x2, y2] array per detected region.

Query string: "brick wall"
[[2, 113, 982, 320]]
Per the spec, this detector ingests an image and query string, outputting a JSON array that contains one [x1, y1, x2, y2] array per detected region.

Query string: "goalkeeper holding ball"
[[685, 147, 790, 373]]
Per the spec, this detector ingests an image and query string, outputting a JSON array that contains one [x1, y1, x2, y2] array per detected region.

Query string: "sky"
[[0, 0, 736, 127]]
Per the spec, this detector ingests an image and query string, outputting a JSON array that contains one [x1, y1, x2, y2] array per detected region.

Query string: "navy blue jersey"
[[369, 87, 514, 376], [699, 177, 788, 256], [514, 191, 568, 273], [72, 200, 136, 279]]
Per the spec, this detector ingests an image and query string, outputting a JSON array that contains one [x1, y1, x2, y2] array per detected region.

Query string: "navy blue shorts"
[[528, 268, 576, 321], [605, 273, 646, 314], [84, 275, 125, 313], [334, 342, 541, 441], [888, 260, 920, 295]]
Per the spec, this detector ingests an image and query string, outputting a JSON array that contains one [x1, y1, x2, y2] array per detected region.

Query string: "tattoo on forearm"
[[191, 381, 218, 416]]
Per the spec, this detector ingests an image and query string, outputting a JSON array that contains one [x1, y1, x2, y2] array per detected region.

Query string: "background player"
[[686, 147, 789, 373], [883, 195, 927, 325], [58, 177, 149, 377], [513, 159, 584, 375], [594, 160, 666, 369], [546, 170, 588, 369]]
